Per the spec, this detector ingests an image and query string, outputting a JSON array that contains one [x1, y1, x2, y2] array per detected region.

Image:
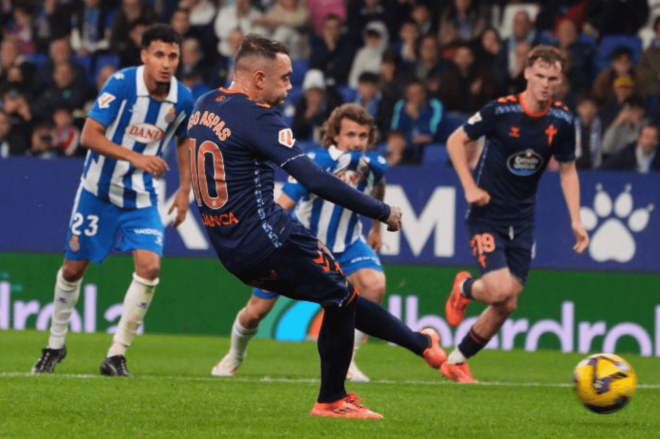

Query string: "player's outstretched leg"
[[102, 272, 159, 377], [33, 265, 84, 374], [353, 296, 447, 369], [212, 295, 277, 376]]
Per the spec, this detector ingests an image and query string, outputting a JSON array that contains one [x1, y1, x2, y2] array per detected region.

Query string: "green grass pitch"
[[1, 330, 659, 438]]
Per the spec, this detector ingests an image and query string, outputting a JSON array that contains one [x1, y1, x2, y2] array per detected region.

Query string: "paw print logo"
[[580, 184, 654, 263]]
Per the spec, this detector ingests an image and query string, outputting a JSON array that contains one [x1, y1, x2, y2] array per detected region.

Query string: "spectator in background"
[[0, 39, 35, 91], [413, 34, 452, 85], [33, 0, 74, 51], [574, 93, 604, 169], [600, 74, 636, 130], [110, 0, 157, 54], [34, 61, 93, 120], [119, 18, 150, 68], [474, 26, 501, 72], [346, 0, 389, 44], [7, 4, 36, 55], [291, 69, 343, 144], [377, 49, 407, 141], [308, 14, 355, 87], [208, 29, 244, 89], [384, 130, 409, 166], [169, 8, 193, 40], [592, 46, 634, 104], [602, 122, 660, 172], [353, 71, 382, 121], [390, 78, 444, 164], [178, 0, 217, 61], [636, 17, 660, 99], [602, 95, 646, 158], [555, 18, 594, 96], [498, 40, 532, 95], [535, 0, 589, 36], [34, 36, 89, 97], [348, 20, 389, 89], [71, 0, 114, 57], [26, 119, 60, 159], [0, 108, 29, 157], [438, 0, 489, 48], [585, 0, 649, 37], [439, 42, 496, 118], [95, 64, 116, 92], [53, 105, 82, 157], [251, 0, 311, 59], [409, 2, 434, 36], [393, 19, 420, 69], [214, 0, 267, 58], [2, 85, 33, 149], [493, 10, 538, 91], [306, 0, 346, 37], [177, 37, 207, 82]]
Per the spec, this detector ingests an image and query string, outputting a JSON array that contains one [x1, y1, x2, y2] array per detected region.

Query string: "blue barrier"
[[1, 157, 658, 272]]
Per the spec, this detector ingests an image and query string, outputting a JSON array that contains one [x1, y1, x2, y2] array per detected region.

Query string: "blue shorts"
[[253, 236, 382, 300], [466, 220, 535, 284], [231, 222, 356, 308], [64, 187, 164, 264]]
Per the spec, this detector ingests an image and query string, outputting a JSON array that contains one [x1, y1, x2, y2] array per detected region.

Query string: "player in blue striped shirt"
[[33, 24, 194, 377], [212, 104, 388, 383]]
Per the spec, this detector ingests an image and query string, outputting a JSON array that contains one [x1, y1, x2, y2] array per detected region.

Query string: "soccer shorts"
[[252, 236, 383, 300], [465, 220, 535, 284], [232, 222, 356, 308], [64, 187, 164, 263]]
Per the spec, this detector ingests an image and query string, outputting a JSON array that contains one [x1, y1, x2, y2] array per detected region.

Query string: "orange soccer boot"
[[420, 327, 447, 369], [445, 271, 472, 327], [440, 361, 479, 384], [310, 392, 384, 419]]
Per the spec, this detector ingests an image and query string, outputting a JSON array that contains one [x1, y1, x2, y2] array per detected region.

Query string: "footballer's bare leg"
[[33, 259, 90, 373], [443, 268, 523, 383], [345, 268, 385, 383], [102, 250, 161, 376], [212, 296, 278, 376]]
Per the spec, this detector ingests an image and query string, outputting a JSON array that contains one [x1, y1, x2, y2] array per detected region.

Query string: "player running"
[[212, 103, 388, 383], [32, 24, 193, 377], [443, 45, 590, 383], [187, 35, 447, 419]]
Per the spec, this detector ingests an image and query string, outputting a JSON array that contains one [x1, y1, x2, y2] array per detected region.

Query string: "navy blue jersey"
[[463, 94, 576, 223], [187, 88, 390, 272]]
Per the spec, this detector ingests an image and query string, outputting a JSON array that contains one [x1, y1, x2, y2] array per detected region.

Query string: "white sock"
[[447, 348, 467, 365], [48, 269, 82, 349], [107, 273, 158, 358], [228, 309, 257, 360]]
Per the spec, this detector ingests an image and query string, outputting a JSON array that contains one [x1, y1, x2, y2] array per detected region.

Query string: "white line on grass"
[[1, 372, 659, 390]]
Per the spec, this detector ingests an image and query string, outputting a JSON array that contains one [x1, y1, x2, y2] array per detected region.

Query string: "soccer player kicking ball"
[[443, 45, 590, 383], [187, 35, 448, 419], [32, 24, 193, 377], [213, 104, 388, 383]]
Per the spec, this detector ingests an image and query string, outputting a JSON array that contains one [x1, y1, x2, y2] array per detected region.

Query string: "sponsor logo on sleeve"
[[98, 93, 116, 109], [468, 112, 482, 124], [278, 128, 295, 148]]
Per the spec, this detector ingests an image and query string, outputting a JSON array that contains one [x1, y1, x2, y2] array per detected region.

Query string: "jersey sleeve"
[[174, 87, 194, 138], [553, 118, 577, 163], [462, 101, 497, 140], [281, 174, 309, 202], [367, 152, 388, 185], [87, 72, 127, 127], [245, 110, 309, 168]]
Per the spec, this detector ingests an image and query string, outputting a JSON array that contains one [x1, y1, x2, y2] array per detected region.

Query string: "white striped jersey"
[[282, 146, 388, 253], [81, 66, 193, 209]]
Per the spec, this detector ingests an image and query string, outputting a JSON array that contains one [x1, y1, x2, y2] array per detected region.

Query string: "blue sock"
[[354, 296, 429, 356], [457, 327, 488, 359], [316, 292, 356, 403], [461, 278, 475, 299]]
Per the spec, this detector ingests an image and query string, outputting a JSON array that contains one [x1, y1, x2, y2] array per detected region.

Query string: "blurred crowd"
[[0, 0, 659, 172]]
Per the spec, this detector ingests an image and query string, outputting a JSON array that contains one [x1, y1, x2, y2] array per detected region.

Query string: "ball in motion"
[[573, 353, 636, 414]]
